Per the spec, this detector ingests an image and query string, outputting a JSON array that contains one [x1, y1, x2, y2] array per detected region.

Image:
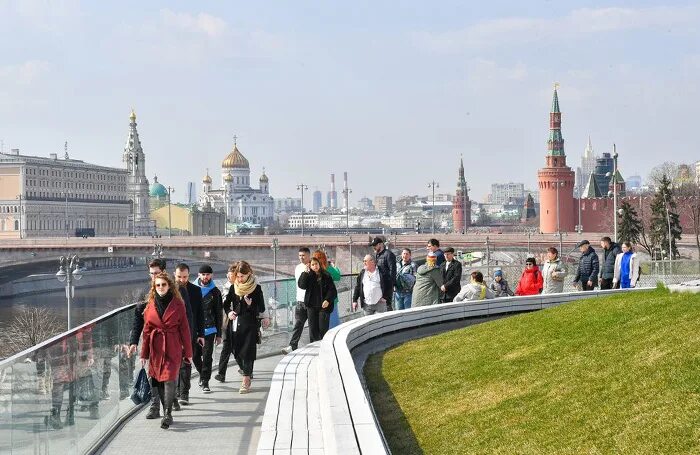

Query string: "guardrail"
[[258, 287, 650, 454]]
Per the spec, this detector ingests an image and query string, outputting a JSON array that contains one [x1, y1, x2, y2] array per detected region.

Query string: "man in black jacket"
[[371, 237, 396, 310], [192, 264, 222, 394], [440, 247, 462, 302], [174, 263, 205, 406], [599, 236, 621, 290], [574, 240, 600, 291]]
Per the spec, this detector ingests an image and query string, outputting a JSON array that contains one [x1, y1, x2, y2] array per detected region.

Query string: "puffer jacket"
[[574, 247, 600, 286], [411, 263, 443, 307], [515, 266, 543, 296], [490, 279, 514, 297], [541, 258, 567, 294], [454, 282, 495, 302], [600, 243, 621, 280]]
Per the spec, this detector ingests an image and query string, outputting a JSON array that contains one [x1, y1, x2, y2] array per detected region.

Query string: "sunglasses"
[[155, 283, 168, 288]]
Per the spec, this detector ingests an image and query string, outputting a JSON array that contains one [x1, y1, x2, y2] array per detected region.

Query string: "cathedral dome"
[[224, 173, 233, 183], [203, 173, 212, 184], [222, 144, 249, 169], [259, 169, 268, 183], [149, 176, 168, 198]]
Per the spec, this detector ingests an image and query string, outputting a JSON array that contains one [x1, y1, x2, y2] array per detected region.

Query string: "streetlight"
[[342, 186, 352, 235], [555, 180, 565, 235], [167, 186, 175, 238], [271, 238, 280, 329], [524, 227, 537, 256], [605, 144, 620, 241], [662, 190, 673, 267], [574, 185, 582, 234], [428, 181, 439, 234], [56, 255, 82, 330], [16, 194, 23, 239], [297, 184, 308, 236]]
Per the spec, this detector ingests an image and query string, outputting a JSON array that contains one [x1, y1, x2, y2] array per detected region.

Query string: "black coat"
[[185, 281, 205, 338], [225, 285, 265, 361], [352, 269, 392, 308], [129, 284, 151, 346], [600, 243, 621, 279], [575, 247, 600, 286], [298, 270, 338, 313], [375, 247, 397, 288], [199, 285, 223, 335], [440, 260, 463, 301]]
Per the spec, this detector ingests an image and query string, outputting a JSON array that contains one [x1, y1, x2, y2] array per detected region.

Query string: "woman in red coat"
[[140, 272, 192, 429], [515, 257, 544, 296]]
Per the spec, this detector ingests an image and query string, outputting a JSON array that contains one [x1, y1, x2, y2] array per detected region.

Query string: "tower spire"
[[64, 141, 69, 160], [551, 82, 560, 112], [547, 83, 565, 158]]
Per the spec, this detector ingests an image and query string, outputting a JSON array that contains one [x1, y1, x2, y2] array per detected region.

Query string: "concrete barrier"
[[258, 287, 650, 454]]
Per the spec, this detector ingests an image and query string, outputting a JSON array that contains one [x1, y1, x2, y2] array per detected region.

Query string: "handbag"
[[130, 367, 151, 405]]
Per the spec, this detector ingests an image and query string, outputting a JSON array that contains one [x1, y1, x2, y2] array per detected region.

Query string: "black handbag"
[[131, 368, 151, 405]]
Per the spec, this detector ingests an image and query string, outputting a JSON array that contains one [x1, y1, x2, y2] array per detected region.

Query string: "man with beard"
[[192, 265, 223, 394]]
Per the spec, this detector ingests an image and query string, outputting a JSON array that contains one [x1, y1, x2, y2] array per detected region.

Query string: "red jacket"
[[141, 296, 192, 382], [515, 266, 543, 296]]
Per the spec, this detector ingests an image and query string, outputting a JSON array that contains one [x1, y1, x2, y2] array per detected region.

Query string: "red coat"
[[140, 296, 193, 382], [515, 266, 543, 296]]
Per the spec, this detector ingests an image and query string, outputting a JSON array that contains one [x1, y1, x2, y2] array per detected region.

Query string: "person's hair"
[[526, 257, 537, 265], [601, 236, 612, 244], [298, 247, 310, 254], [148, 272, 181, 304], [235, 260, 253, 276], [312, 250, 329, 269], [471, 271, 484, 283], [149, 258, 166, 271], [402, 248, 412, 254], [228, 262, 239, 273], [622, 241, 633, 250], [428, 238, 440, 247], [547, 247, 558, 257], [175, 262, 189, 272], [363, 254, 375, 263]]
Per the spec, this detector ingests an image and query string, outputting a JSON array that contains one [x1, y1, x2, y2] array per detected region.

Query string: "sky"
[[1, 0, 698, 205]]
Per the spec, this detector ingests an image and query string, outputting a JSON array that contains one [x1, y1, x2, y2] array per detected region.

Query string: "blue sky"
[[1, 1, 698, 204]]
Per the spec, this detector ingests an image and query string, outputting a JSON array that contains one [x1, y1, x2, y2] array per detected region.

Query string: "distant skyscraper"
[[577, 136, 597, 190], [312, 190, 322, 212], [187, 181, 197, 204], [373, 196, 393, 214]]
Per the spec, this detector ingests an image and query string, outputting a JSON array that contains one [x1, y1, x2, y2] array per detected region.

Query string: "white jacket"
[[613, 252, 640, 287], [454, 282, 495, 302]]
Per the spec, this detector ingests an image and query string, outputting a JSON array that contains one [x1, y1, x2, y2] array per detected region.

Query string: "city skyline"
[[1, 1, 698, 203]]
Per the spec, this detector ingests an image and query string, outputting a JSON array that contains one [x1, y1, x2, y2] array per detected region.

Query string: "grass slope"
[[365, 288, 700, 454]]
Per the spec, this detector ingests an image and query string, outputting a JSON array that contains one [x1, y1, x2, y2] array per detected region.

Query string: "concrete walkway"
[[99, 355, 282, 455]]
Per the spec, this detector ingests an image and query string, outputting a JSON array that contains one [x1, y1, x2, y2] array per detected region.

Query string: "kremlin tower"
[[453, 157, 471, 233], [537, 85, 575, 234]]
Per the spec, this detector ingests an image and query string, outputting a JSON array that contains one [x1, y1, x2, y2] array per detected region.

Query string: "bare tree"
[[0, 307, 64, 358], [648, 162, 681, 187], [676, 183, 700, 257]]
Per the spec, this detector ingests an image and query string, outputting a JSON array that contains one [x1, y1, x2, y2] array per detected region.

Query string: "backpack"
[[396, 263, 416, 293]]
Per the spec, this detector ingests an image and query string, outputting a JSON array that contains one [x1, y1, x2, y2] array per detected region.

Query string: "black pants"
[[306, 307, 330, 342], [218, 325, 233, 378], [582, 282, 596, 291], [150, 378, 176, 414], [600, 278, 613, 290], [177, 359, 191, 398], [235, 356, 254, 377], [289, 302, 307, 350], [193, 333, 216, 382]]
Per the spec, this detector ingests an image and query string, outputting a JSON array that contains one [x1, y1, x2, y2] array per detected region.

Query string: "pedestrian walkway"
[[98, 355, 282, 455]]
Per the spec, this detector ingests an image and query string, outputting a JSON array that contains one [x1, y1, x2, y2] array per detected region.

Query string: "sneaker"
[[172, 399, 181, 412], [179, 394, 189, 405], [145, 406, 161, 419], [160, 414, 172, 429], [201, 383, 212, 394], [239, 384, 251, 394], [214, 374, 225, 383], [198, 379, 202, 387], [281, 345, 294, 355]]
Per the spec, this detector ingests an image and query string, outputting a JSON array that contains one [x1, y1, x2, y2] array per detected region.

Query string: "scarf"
[[153, 289, 173, 319], [234, 274, 258, 297], [196, 278, 217, 297]]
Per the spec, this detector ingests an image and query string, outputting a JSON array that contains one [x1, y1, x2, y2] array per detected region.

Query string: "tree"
[[0, 307, 63, 358], [648, 162, 681, 187], [676, 182, 700, 258], [649, 174, 682, 259], [476, 207, 491, 226], [617, 200, 643, 245]]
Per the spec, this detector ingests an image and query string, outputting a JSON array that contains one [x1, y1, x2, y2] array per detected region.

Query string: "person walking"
[[215, 263, 237, 383], [282, 248, 311, 354], [412, 251, 443, 307], [298, 257, 338, 341], [140, 272, 193, 429], [574, 240, 599, 291], [352, 255, 391, 315], [312, 250, 342, 329], [440, 247, 462, 302], [541, 247, 567, 294], [225, 261, 270, 394], [599, 236, 621, 290], [192, 265, 222, 394], [427, 238, 445, 266], [371, 237, 397, 311], [394, 248, 417, 310], [515, 257, 544, 296], [454, 271, 495, 302], [489, 270, 514, 297], [613, 241, 640, 289]]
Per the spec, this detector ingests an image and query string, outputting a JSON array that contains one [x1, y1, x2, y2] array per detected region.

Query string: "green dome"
[[149, 176, 168, 198]]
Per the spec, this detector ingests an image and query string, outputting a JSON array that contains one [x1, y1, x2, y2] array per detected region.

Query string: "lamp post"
[[428, 181, 439, 234], [271, 238, 279, 329], [297, 184, 308, 236], [56, 255, 82, 330], [342, 187, 352, 235], [574, 185, 582, 234], [167, 186, 175, 238], [605, 144, 620, 241], [463, 186, 470, 235], [525, 227, 537, 256], [662, 191, 673, 267], [485, 236, 491, 277], [555, 180, 565, 235], [16, 194, 23, 239]]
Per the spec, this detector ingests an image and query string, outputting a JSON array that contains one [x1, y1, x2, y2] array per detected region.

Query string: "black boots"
[[160, 407, 173, 429], [172, 398, 181, 411], [47, 408, 62, 430], [145, 384, 161, 419]]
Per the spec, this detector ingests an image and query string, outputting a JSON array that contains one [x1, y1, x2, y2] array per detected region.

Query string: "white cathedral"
[[199, 142, 274, 226]]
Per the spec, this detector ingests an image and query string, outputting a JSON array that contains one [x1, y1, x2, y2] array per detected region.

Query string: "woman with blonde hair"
[[225, 261, 270, 393], [140, 272, 192, 429], [312, 250, 342, 329]]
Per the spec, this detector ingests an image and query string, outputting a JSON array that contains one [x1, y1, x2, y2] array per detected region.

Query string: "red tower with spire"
[[538, 84, 575, 234], [453, 157, 471, 233]]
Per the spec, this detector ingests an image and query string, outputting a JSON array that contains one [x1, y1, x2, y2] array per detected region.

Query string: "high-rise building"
[[357, 197, 374, 211], [453, 157, 471, 233], [312, 190, 322, 212], [187, 181, 197, 204], [538, 85, 575, 234], [490, 182, 525, 204], [373, 196, 393, 214], [576, 136, 598, 190]]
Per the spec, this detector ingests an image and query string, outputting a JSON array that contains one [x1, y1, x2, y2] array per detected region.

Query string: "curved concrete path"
[[98, 355, 282, 455]]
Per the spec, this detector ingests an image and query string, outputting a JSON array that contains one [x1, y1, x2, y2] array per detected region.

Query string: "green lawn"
[[365, 288, 700, 454]]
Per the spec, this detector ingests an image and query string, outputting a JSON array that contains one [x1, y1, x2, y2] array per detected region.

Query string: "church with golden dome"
[[199, 140, 274, 226]]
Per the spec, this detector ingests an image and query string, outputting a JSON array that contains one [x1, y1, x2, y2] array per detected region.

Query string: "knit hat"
[[494, 270, 503, 277], [198, 265, 213, 274]]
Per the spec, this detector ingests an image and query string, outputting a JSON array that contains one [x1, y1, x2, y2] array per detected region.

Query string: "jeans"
[[288, 302, 307, 350], [363, 301, 387, 316], [177, 358, 191, 398], [307, 307, 330, 342], [600, 278, 613, 290], [235, 357, 255, 377], [193, 333, 216, 382], [394, 292, 412, 310]]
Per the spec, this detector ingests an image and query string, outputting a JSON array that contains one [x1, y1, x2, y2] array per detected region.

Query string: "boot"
[[89, 405, 99, 420], [160, 407, 173, 429], [65, 407, 75, 426], [172, 398, 181, 412], [145, 384, 161, 419], [47, 408, 63, 430]]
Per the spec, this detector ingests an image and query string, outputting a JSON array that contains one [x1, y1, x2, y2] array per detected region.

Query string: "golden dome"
[[259, 170, 268, 183], [224, 173, 233, 182], [222, 144, 250, 169], [203, 173, 212, 184], [130, 109, 136, 122]]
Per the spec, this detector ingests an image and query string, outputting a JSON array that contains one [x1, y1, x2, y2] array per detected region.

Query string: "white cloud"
[[0, 0, 81, 31], [159, 9, 227, 38], [0, 60, 50, 85]]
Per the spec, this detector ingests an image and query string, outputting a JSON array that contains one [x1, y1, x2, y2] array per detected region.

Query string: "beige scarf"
[[234, 274, 257, 297]]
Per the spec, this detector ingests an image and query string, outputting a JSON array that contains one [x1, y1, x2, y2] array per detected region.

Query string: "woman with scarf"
[[515, 257, 543, 296], [140, 272, 192, 429], [454, 271, 495, 302], [613, 241, 640, 289], [299, 256, 338, 341], [225, 261, 270, 394], [312, 250, 342, 329]]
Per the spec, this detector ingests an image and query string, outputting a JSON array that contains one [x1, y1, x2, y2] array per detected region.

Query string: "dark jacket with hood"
[[600, 242, 621, 280], [575, 246, 600, 286]]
